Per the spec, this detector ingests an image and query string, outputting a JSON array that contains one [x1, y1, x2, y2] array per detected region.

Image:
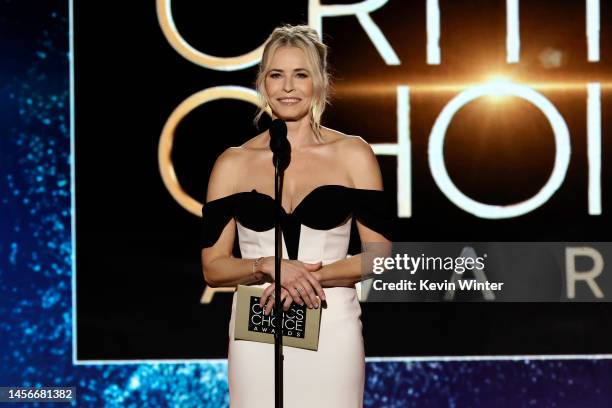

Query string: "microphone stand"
[[269, 118, 289, 408], [273, 157, 284, 408]]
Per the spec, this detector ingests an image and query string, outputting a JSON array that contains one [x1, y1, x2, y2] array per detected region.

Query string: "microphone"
[[269, 119, 291, 171]]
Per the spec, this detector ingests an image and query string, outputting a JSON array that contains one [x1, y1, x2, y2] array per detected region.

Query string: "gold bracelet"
[[252, 257, 264, 277]]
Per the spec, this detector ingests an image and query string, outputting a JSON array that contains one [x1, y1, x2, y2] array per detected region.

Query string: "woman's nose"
[[283, 78, 294, 93]]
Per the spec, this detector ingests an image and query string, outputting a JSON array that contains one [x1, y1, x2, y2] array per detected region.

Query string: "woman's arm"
[[310, 254, 364, 288], [312, 137, 391, 287], [201, 148, 267, 287], [201, 226, 268, 287]]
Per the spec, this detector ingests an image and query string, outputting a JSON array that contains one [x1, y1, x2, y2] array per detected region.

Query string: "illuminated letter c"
[[157, 0, 263, 71]]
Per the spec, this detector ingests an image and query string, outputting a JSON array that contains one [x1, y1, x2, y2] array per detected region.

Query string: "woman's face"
[[264, 46, 314, 122]]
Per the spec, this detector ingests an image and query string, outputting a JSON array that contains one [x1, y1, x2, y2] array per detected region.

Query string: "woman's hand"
[[258, 257, 326, 309], [259, 283, 297, 315]]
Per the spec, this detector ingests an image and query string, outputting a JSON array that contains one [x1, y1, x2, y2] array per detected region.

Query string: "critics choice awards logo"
[[249, 296, 306, 338]]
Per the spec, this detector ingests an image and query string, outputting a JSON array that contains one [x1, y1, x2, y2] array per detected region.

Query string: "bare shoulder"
[[240, 130, 269, 151], [208, 132, 265, 202], [212, 145, 244, 172], [321, 128, 381, 190], [206, 146, 242, 201], [215, 130, 268, 168], [320, 127, 372, 155], [207, 132, 268, 201]]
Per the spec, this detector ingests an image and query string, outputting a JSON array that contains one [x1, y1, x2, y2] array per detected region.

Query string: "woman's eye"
[[270, 73, 281, 79], [296, 73, 308, 78]]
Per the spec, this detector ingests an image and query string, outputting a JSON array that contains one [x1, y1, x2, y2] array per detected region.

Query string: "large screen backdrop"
[[74, 1, 612, 360]]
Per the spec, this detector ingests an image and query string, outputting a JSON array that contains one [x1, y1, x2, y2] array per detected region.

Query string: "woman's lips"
[[277, 98, 301, 105]]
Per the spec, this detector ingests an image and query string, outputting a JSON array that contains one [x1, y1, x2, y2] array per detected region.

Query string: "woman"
[[201, 25, 391, 407]]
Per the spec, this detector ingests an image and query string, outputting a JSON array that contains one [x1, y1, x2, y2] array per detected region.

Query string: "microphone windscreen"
[[269, 119, 287, 152], [268, 119, 290, 171]]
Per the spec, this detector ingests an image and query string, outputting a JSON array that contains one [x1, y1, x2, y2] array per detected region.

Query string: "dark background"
[[75, 1, 612, 359]]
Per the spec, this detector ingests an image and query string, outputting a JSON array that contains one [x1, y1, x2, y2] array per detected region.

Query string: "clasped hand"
[[258, 257, 326, 315]]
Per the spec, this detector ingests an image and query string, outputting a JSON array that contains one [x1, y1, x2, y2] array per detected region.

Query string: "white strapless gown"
[[201, 185, 392, 408], [228, 219, 364, 408]]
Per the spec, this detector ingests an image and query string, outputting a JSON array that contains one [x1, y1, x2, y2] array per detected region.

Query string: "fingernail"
[[308, 304, 313, 309], [314, 303, 318, 308]]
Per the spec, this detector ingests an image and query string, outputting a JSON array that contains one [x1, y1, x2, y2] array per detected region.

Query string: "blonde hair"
[[254, 25, 330, 138]]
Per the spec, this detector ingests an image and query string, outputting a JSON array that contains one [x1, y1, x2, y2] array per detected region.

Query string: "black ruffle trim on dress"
[[200, 185, 393, 253]]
